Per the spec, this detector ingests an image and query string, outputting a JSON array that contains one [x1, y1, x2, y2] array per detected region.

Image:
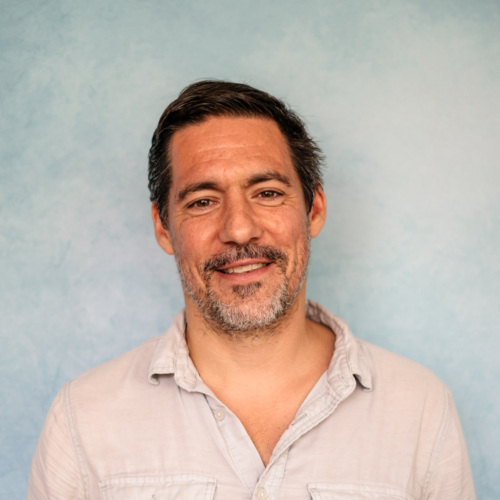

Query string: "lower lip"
[[215, 263, 273, 284]]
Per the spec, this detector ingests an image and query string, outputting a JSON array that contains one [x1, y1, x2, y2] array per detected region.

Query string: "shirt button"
[[256, 487, 268, 500], [213, 408, 225, 421]]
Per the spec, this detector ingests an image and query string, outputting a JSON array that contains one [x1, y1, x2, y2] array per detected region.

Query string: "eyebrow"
[[175, 170, 293, 204], [244, 170, 292, 188], [176, 181, 221, 203]]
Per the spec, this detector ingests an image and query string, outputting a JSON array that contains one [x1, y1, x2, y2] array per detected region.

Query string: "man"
[[27, 81, 475, 499]]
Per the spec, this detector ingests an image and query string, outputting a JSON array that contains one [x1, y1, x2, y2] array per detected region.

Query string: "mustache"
[[203, 244, 288, 273]]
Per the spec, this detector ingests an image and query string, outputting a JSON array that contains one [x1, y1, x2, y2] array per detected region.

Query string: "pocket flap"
[[100, 474, 217, 500], [308, 482, 414, 499]]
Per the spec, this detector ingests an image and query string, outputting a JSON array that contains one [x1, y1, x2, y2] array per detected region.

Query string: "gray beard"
[[202, 275, 292, 334], [175, 242, 309, 337]]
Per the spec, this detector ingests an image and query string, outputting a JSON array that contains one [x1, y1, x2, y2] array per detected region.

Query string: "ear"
[[152, 204, 175, 255], [308, 186, 327, 238]]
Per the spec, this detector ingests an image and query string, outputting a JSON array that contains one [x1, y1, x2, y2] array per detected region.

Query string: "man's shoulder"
[[68, 309, 186, 396], [309, 301, 450, 398], [356, 337, 451, 401], [69, 334, 163, 398]]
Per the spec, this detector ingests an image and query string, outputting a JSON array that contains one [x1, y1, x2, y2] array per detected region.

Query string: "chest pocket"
[[100, 474, 217, 500], [308, 483, 415, 500]]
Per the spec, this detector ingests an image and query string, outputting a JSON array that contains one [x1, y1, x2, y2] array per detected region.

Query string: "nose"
[[219, 197, 262, 246]]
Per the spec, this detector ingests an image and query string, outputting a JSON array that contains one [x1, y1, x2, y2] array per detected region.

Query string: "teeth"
[[224, 263, 267, 274]]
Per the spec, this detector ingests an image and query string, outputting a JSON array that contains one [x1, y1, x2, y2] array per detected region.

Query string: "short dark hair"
[[148, 80, 324, 225]]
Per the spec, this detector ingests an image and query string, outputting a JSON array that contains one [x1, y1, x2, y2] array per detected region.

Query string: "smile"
[[219, 263, 270, 274]]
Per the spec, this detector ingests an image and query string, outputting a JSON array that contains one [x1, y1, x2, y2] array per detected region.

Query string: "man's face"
[[153, 116, 325, 335]]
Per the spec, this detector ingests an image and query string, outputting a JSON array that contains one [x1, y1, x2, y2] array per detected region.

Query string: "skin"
[[152, 116, 334, 465]]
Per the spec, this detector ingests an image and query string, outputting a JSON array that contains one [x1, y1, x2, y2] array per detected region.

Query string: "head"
[[148, 80, 324, 227], [149, 82, 327, 336]]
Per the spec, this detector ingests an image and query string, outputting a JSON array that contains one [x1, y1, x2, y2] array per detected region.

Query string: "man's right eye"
[[188, 198, 213, 209]]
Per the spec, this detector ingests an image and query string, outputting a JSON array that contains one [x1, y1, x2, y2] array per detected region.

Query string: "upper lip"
[[216, 259, 271, 271]]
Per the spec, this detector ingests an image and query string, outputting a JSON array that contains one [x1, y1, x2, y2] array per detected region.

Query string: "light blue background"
[[1, 1, 499, 497]]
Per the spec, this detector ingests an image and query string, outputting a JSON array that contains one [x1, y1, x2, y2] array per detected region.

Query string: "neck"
[[184, 292, 333, 392]]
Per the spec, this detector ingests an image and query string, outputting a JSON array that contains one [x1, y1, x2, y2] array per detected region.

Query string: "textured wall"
[[1, 1, 499, 497]]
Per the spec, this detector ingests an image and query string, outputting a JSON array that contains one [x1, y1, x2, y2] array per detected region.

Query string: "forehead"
[[168, 116, 296, 186]]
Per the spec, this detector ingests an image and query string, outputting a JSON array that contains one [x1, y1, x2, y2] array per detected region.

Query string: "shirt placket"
[[205, 395, 266, 492], [246, 374, 354, 500]]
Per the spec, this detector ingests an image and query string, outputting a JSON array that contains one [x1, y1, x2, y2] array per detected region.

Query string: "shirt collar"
[[148, 300, 372, 392], [305, 300, 372, 392], [148, 309, 199, 390]]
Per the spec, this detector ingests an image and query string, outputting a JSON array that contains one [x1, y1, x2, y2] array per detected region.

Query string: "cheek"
[[177, 218, 208, 244], [174, 219, 218, 265], [264, 210, 309, 244]]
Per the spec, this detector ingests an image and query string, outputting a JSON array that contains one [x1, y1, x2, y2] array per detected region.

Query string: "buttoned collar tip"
[[306, 300, 373, 393], [148, 309, 188, 385]]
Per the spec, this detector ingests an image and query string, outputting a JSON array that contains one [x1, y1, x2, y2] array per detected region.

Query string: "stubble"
[[175, 240, 310, 338]]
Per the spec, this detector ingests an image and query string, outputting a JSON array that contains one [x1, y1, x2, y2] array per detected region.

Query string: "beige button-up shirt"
[[27, 301, 475, 499]]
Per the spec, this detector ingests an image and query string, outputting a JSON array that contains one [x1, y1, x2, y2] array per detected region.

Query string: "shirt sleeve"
[[424, 389, 476, 499], [26, 383, 87, 500]]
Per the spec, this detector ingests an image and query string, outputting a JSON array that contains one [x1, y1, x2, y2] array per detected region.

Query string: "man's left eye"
[[258, 190, 281, 198]]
